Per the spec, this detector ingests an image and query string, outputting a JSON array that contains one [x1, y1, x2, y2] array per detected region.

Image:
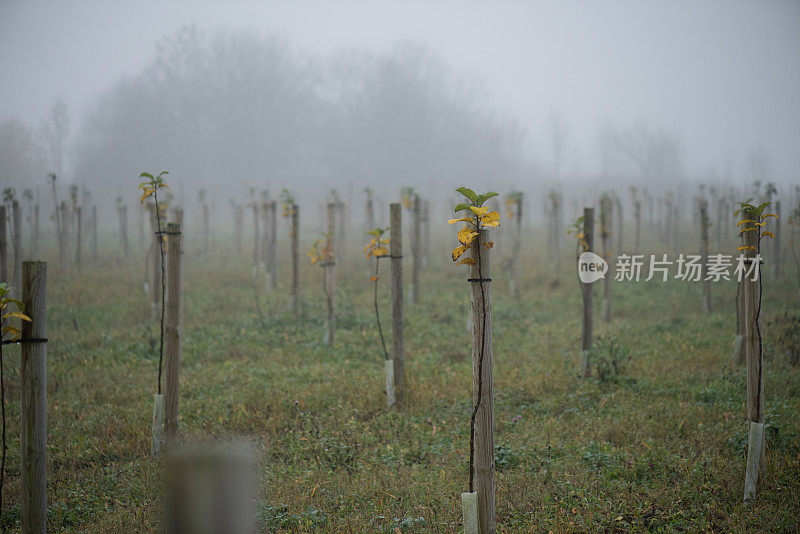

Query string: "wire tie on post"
[[467, 278, 492, 283]]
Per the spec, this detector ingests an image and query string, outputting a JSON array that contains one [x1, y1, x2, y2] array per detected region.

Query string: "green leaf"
[[476, 192, 499, 206], [456, 187, 478, 204], [454, 203, 471, 213], [139, 172, 154, 180]]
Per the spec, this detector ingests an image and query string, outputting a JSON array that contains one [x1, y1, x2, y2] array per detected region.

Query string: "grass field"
[[1, 230, 798, 532]]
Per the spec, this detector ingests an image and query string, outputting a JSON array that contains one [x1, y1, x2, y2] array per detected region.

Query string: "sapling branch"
[[138, 171, 170, 395], [373, 257, 389, 360]]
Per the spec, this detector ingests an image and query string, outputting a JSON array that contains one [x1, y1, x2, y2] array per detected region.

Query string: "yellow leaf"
[[451, 245, 469, 261], [2, 312, 31, 322], [762, 213, 780, 220], [379, 238, 390, 245], [448, 217, 473, 225], [737, 219, 755, 226], [372, 247, 388, 257], [483, 241, 494, 249], [737, 245, 756, 251], [2, 326, 21, 340], [481, 211, 500, 223], [761, 231, 775, 239], [739, 227, 758, 233], [457, 227, 479, 245], [468, 206, 488, 217], [456, 258, 476, 266], [370, 275, 378, 282]]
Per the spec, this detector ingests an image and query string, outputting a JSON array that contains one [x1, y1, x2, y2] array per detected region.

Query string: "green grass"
[[1, 232, 798, 532]]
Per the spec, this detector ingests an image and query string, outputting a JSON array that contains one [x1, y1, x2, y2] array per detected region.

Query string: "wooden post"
[[324, 203, 336, 344], [0, 206, 7, 282], [580, 207, 594, 377], [252, 203, 260, 274], [234, 204, 243, 255], [411, 194, 421, 304], [21, 261, 47, 533], [336, 200, 346, 262], [166, 443, 255, 534], [773, 201, 781, 279], [700, 200, 711, 313], [260, 201, 269, 271], [422, 199, 430, 267], [59, 201, 68, 270], [390, 203, 405, 404], [91, 205, 98, 262], [511, 194, 522, 298], [119, 204, 129, 259], [165, 223, 183, 446], [75, 206, 82, 271], [290, 204, 299, 314], [600, 195, 612, 322], [741, 206, 765, 500], [469, 229, 494, 534], [269, 201, 277, 291]]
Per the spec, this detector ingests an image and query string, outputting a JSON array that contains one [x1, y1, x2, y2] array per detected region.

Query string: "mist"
[[2, 0, 799, 203]]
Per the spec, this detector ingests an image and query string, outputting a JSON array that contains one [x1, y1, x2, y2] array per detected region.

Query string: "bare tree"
[[39, 100, 70, 179]]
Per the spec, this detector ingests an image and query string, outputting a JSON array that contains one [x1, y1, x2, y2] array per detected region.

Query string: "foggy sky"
[[2, 0, 799, 184]]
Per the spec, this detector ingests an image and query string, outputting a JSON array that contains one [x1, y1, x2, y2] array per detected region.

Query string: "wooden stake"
[[324, 203, 336, 344], [91, 205, 98, 262], [234, 204, 243, 255], [261, 201, 269, 271], [59, 201, 68, 271], [21, 261, 47, 533], [290, 204, 299, 314], [166, 443, 255, 534], [741, 205, 765, 500], [580, 207, 594, 377], [390, 203, 405, 404], [422, 199, 430, 268], [269, 201, 277, 291], [165, 223, 183, 446], [252, 203, 260, 274], [511, 194, 522, 298], [75, 205, 82, 271], [469, 228, 494, 534], [411, 194, 421, 304], [700, 200, 711, 313], [600, 196, 612, 322]]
